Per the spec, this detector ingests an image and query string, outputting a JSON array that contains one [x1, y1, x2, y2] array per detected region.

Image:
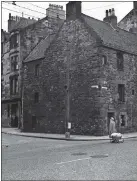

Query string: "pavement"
[[2, 127, 137, 141]]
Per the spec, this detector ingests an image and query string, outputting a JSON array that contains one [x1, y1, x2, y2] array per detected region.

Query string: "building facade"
[[23, 2, 137, 135], [1, 30, 10, 127], [1, 4, 65, 128]]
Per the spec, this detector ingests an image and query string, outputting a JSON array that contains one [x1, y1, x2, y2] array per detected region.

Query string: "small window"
[[117, 52, 124, 71], [10, 34, 18, 49], [34, 92, 39, 103], [7, 104, 10, 117], [118, 84, 125, 102], [35, 64, 40, 76], [10, 77, 18, 95], [15, 78, 18, 94], [120, 115, 126, 127], [1, 62, 3, 75], [1, 43, 3, 54], [11, 55, 18, 71], [102, 55, 107, 65], [132, 89, 135, 95]]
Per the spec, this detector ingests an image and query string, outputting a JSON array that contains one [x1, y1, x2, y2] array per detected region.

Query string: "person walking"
[[109, 117, 116, 138]]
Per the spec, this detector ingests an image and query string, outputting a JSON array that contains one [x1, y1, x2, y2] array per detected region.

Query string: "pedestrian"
[[109, 117, 116, 138]]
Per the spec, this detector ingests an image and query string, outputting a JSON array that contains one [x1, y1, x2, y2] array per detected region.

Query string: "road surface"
[[2, 133, 137, 180]]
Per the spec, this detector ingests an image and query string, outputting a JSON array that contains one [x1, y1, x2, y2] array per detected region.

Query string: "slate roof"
[[10, 18, 37, 32], [81, 13, 137, 55], [24, 32, 56, 63]]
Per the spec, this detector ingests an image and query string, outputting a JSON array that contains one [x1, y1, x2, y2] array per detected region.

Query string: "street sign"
[[68, 122, 71, 129]]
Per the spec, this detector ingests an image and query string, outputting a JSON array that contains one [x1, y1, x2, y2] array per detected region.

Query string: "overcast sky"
[[1, 1, 134, 31]]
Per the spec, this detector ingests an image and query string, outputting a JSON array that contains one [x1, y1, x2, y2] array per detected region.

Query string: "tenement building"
[[1, 4, 65, 128], [22, 1, 137, 136]]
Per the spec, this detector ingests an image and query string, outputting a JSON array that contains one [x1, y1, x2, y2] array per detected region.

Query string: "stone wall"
[[97, 47, 137, 133], [23, 19, 106, 135], [23, 17, 137, 135], [118, 9, 137, 33]]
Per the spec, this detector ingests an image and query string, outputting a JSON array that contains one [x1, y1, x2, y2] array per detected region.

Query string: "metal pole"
[[66, 39, 70, 134]]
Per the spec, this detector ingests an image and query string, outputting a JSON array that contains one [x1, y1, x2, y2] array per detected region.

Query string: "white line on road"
[[55, 157, 91, 165]]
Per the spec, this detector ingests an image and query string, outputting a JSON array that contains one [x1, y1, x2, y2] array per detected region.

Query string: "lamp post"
[[65, 39, 71, 139]]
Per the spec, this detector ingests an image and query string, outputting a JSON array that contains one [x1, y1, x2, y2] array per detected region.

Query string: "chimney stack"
[[8, 13, 17, 32], [66, 1, 81, 20], [103, 8, 117, 28], [134, 1, 137, 9]]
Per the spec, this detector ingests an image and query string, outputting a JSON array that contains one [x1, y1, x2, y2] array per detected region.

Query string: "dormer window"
[[117, 52, 124, 71]]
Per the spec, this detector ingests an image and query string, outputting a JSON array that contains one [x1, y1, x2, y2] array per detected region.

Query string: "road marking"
[[55, 157, 91, 165]]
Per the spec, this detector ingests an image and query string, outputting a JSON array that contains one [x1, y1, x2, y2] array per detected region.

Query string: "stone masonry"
[[23, 2, 137, 136]]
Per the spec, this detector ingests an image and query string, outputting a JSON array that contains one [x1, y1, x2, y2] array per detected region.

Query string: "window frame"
[[34, 92, 39, 103], [11, 55, 19, 71], [10, 76, 18, 95], [10, 34, 18, 49], [118, 84, 125, 102], [35, 64, 40, 76], [102, 55, 107, 65], [117, 52, 124, 71]]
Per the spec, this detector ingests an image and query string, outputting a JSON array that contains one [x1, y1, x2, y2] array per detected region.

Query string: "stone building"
[[118, 1, 137, 33], [1, 29, 10, 127], [22, 1, 137, 136], [1, 5, 65, 128]]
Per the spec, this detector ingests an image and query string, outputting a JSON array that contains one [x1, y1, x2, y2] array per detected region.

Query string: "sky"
[[1, 1, 134, 32]]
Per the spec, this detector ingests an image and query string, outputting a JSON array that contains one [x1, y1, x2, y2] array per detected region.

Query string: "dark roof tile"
[[82, 13, 137, 55]]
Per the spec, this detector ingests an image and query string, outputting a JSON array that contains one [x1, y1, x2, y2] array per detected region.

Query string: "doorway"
[[11, 104, 18, 127]]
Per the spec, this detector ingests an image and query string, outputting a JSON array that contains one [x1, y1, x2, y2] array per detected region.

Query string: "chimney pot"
[[109, 9, 111, 16], [106, 10, 108, 17], [111, 8, 115, 16], [9, 13, 11, 20]]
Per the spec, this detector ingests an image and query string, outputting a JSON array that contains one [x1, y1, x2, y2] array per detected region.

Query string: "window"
[[118, 84, 125, 102], [10, 34, 18, 49], [117, 52, 124, 71], [11, 56, 18, 71], [7, 104, 10, 117], [15, 78, 18, 94], [1, 62, 3, 75], [34, 92, 39, 103], [102, 55, 107, 65], [120, 115, 126, 127], [1, 43, 3, 54], [32, 116, 36, 129], [132, 89, 135, 95], [10, 77, 18, 95], [1, 82, 3, 94], [35, 64, 40, 76]]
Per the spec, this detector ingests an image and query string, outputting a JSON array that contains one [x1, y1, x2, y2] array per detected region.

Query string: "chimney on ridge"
[[103, 8, 117, 28], [66, 1, 81, 20]]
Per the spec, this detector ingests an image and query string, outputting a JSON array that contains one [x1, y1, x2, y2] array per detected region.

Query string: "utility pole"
[[65, 38, 71, 138]]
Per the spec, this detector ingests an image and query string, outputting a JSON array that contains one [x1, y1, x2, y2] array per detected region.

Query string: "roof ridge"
[[82, 13, 111, 27]]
